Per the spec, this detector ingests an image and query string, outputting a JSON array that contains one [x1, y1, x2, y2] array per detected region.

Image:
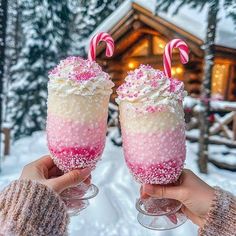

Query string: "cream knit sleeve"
[[199, 187, 236, 236], [0, 180, 69, 236]]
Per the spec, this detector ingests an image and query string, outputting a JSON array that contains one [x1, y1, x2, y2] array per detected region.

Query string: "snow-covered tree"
[[7, 0, 72, 140], [7, 0, 123, 140], [68, 0, 123, 56], [155, 0, 236, 173], [0, 0, 8, 170], [4, 0, 21, 72], [3, 0, 22, 122]]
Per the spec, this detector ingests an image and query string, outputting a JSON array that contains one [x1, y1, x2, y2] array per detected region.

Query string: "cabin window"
[[171, 66, 184, 79], [130, 38, 149, 56], [153, 36, 166, 55], [212, 64, 228, 99]]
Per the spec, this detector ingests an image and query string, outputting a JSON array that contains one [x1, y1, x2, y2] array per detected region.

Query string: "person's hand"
[[142, 169, 215, 227], [20, 155, 91, 194]]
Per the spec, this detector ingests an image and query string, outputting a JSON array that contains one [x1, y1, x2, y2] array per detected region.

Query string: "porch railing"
[[185, 97, 236, 148]]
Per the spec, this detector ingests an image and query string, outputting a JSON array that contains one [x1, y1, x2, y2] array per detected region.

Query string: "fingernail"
[[79, 168, 91, 176], [141, 192, 149, 199], [144, 184, 154, 194]]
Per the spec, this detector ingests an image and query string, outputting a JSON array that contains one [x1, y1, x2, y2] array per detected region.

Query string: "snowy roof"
[[88, 0, 236, 50]]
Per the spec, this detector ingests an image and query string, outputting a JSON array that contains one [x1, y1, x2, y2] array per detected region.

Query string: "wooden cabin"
[[92, 2, 236, 101]]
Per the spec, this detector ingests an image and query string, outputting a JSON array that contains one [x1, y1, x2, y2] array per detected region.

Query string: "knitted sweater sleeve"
[[199, 187, 236, 236], [0, 180, 69, 236]]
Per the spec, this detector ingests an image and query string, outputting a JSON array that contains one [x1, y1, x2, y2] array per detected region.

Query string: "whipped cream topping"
[[116, 65, 187, 113], [48, 56, 114, 96]]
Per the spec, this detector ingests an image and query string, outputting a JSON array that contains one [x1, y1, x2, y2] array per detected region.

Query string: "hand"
[[20, 155, 91, 194], [142, 169, 215, 227]]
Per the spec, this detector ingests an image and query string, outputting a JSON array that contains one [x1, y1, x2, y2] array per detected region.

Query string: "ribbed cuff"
[[199, 187, 236, 236], [0, 180, 69, 236]]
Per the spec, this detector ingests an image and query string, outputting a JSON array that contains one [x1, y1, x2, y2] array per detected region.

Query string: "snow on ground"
[[0, 131, 236, 236]]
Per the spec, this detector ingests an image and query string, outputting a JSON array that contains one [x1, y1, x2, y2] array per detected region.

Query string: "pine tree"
[[4, 0, 22, 122], [155, 0, 236, 173], [68, 0, 123, 56], [7, 0, 123, 140], [7, 0, 72, 140], [0, 0, 8, 170]]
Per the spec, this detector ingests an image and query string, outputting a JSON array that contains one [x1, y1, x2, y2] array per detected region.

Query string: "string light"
[[128, 62, 136, 69], [176, 67, 183, 74], [212, 64, 226, 95], [171, 66, 183, 77]]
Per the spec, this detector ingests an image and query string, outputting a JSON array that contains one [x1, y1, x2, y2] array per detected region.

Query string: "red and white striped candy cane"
[[163, 39, 189, 78], [88, 32, 114, 61]]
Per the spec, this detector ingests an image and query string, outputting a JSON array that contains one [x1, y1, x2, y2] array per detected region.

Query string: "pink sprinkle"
[[49, 67, 58, 75], [74, 71, 96, 81], [169, 78, 183, 92], [151, 80, 158, 87], [48, 56, 110, 82], [146, 106, 156, 113]]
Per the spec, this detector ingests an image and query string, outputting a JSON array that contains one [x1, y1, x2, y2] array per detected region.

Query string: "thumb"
[[143, 184, 184, 202], [51, 168, 91, 193]]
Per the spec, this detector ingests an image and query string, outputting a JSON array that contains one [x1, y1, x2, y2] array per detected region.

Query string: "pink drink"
[[117, 65, 186, 185], [47, 56, 114, 172]]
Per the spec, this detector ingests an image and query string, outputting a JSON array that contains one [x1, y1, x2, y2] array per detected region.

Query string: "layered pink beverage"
[[47, 56, 114, 172], [117, 65, 186, 185]]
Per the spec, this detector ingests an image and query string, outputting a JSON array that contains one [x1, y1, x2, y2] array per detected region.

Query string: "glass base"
[[136, 198, 187, 230], [67, 199, 89, 216], [60, 183, 99, 216]]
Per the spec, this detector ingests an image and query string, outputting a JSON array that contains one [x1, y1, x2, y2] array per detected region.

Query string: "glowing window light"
[[171, 66, 183, 78], [176, 67, 183, 74], [212, 64, 227, 96], [153, 36, 166, 55], [128, 62, 136, 69]]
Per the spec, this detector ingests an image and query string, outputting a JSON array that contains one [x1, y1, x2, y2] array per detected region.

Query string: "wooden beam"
[[97, 11, 135, 57], [132, 2, 203, 45], [233, 113, 236, 140], [215, 45, 236, 61], [138, 14, 203, 58], [123, 54, 192, 64], [208, 158, 236, 171], [210, 113, 234, 138], [186, 132, 236, 148]]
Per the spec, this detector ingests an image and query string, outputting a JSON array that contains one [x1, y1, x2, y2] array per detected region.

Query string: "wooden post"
[[3, 128, 10, 155], [233, 113, 236, 141]]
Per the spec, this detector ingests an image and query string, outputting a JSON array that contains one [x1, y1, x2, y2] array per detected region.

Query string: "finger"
[[143, 184, 184, 202], [48, 166, 63, 178], [140, 186, 149, 199], [34, 155, 54, 169], [51, 168, 91, 193], [84, 175, 91, 185]]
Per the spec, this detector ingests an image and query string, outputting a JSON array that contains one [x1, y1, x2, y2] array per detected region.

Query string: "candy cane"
[[88, 32, 114, 61], [163, 39, 189, 78]]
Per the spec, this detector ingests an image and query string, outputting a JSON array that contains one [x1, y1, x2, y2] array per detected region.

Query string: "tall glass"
[[119, 99, 187, 230], [47, 86, 110, 215]]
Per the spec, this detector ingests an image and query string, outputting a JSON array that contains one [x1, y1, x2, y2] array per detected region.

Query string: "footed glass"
[[47, 90, 110, 215], [119, 100, 187, 230]]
